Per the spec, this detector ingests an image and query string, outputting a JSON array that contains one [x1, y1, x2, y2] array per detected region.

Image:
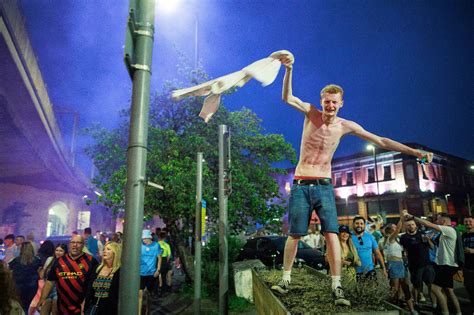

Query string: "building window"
[[346, 171, 354, 186], [335, 173, 342, 187], [367, 168, 375, 183], [383, 165, 392, 180], [431, 165, 438, 181], [442, 167, 447, 182], [405, 164, 415, 180], [421, 165, 429, 180]]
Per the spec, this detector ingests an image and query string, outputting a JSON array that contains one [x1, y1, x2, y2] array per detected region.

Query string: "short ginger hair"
[[320, 84, 344, 99]]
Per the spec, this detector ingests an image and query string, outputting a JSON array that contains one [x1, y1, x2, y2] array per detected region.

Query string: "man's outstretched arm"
[[402, 210, 442, 232], [278, 55, 311, 114], [344, 120, 433, 162]]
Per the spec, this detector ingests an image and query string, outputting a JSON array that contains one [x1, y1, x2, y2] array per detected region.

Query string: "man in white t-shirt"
[[303, 228, 325, 250], [402, 211, 461, 315]]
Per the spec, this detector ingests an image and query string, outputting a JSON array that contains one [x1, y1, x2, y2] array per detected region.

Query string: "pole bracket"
[[127, 143, 149, 151], [131, 64, 151, 73], [134, 29, 154, 39]]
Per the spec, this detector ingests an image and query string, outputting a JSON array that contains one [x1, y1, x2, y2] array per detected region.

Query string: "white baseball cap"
[[142, 230, 152, 239]]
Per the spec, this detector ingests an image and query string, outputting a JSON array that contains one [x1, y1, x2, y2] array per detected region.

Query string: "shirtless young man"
[[271, 53, 433, 306]]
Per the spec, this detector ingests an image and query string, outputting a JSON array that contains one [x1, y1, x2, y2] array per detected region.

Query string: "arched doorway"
[[46, 202, 69, 236]]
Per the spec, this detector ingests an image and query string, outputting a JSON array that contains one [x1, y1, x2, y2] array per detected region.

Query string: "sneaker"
[[333, 286, 351, 306], [271, 280, 290, 294], [419, 293, 426, 303]]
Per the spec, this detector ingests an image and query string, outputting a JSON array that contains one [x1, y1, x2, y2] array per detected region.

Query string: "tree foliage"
[[84, 61, 296, 241]]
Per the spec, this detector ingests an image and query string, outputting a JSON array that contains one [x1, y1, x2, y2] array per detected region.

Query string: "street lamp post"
[[120, 0, 156, 314], [445, 193, 450, 213], [367, 145, 383, 221]]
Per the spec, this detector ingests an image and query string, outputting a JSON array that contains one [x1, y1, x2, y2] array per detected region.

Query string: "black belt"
[[293, 178, 332, 185]]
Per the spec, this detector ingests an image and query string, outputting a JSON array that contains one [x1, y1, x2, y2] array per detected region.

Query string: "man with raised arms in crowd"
[[270, 53, 433, 306], [399, 217, 435, 308], [401, 212, 462, 315]]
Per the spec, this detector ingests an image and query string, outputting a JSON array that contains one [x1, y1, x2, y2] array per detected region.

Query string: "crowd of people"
[[302, 213, 473, 315], [1, 215, 471, 315], [0, 226, 174, 315]]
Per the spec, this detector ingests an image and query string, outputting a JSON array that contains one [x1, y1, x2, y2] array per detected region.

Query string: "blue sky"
[[18, 0, 474, 173]]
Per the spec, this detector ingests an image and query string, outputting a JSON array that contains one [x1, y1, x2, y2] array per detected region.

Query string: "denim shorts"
[[387, 260, 406, 279], [288, 183, 339, 236]]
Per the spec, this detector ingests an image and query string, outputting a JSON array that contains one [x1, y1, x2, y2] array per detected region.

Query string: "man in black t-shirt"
[[463, 216, 474, 305], [400, 218, 435, 306]]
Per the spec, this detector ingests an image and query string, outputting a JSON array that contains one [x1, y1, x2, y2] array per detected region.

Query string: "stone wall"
[[0, 183, 113, 241]]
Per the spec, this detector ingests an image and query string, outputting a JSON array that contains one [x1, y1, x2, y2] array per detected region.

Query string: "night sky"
[[18, 0, 474, 173]]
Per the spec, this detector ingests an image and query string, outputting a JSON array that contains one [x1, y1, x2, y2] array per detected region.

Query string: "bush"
[[201, 235, 245, 297], [229, 295, 253, 312], [202, 234, 245, 263]]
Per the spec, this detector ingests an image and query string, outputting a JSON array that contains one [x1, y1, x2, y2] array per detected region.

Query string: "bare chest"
[[300, 117, 344, 156]]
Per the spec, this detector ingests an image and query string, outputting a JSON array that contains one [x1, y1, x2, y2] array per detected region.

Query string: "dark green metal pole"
[[218, 125, 229, 315], [194, 152, 203, 315], [119, 1, 155, 314]]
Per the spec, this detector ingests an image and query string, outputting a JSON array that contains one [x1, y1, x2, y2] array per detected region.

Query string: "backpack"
[[453, 228, 465, 269]]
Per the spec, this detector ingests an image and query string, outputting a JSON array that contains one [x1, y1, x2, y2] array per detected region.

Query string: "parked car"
[[236, 236, 327, 270]]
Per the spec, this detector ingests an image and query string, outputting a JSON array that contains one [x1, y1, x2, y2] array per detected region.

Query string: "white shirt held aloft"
[[171, 50, 294, 122]]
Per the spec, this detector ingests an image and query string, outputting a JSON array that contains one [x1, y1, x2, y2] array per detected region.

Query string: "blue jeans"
[[288, 183, 339, 236]]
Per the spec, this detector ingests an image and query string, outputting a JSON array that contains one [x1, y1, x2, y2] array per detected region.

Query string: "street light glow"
[[366, 144, 375, 151], [156, 0, 181, 14]]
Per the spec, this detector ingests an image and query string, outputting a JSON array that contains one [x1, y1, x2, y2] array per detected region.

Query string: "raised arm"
[[344, 120, 433, 162], [402, 210, 441, 232], [389, 218, 403, 242], [278, 55, 311, 114]]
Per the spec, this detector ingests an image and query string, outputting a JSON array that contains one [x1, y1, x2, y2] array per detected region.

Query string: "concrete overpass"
[[0, 1, 112, 240]]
